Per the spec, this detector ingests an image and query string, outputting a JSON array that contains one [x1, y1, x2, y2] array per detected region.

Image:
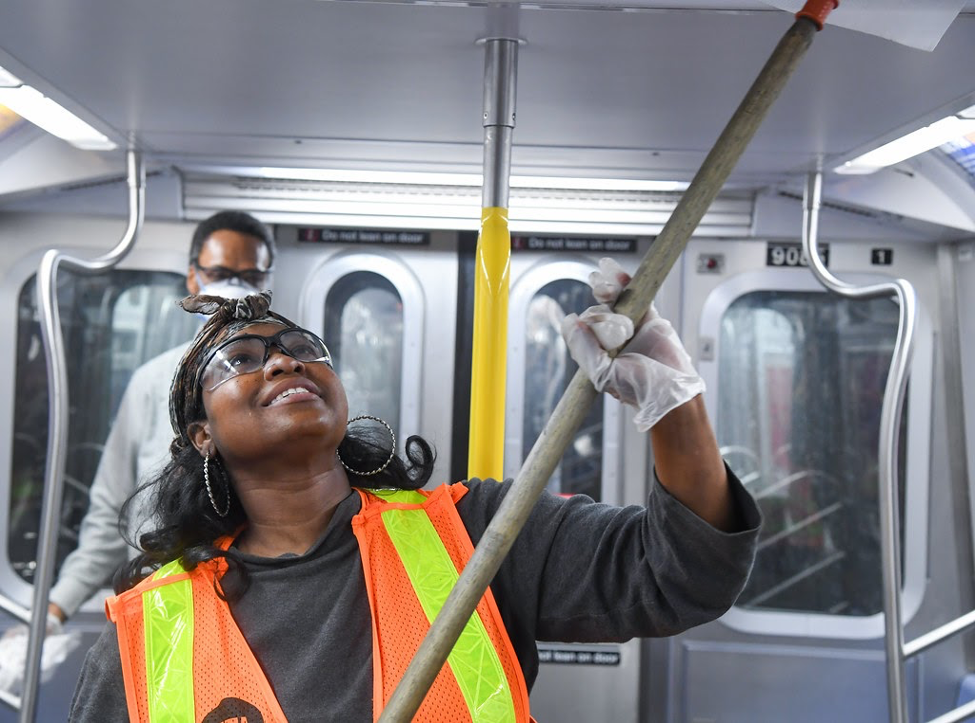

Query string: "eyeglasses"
[[194, 263, 271, 288], [199, 328, 332, 391]]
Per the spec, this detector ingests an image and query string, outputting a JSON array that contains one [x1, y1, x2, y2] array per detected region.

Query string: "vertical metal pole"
[[468, 38, 518, 480], [481, 39, 517, 209], [22, 150, 144, 721], [802, 171, 912, 722]]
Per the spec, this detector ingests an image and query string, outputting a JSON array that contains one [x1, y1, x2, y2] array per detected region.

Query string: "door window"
[[10, 270, 192, 583], [718, 291, 907, 616], [523, 279, 604, 500], [323, 272, 404, 434]]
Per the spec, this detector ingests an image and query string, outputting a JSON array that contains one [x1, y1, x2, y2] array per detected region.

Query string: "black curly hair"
[[189, 210, 276, 269], [116, 291, 434, 599]]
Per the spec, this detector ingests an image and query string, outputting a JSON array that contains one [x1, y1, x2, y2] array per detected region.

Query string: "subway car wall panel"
[[0, 208, 971, 722]]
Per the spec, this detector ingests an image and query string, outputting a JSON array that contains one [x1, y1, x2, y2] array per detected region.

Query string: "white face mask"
[[195, 274, 261, 300], [190, 274, 264, 325]]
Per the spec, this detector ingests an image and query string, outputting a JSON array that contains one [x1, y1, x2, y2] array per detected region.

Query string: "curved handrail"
[[802, 170, 917, 723], [19, 150, 144, 722]]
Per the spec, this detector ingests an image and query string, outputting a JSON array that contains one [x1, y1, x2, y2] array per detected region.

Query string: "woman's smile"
[[263, 376, 323, 407], [269, 387, 319, 406]]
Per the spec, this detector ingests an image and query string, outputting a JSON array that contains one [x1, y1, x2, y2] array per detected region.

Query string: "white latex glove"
[[0, 613, 81, 695], [561, 257, 705, 432]]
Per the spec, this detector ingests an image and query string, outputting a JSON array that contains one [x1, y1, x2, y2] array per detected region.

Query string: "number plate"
[[766, 242, 829, 268]]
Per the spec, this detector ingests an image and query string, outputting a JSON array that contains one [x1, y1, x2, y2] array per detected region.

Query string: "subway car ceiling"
[[0, 0, 972, 240]]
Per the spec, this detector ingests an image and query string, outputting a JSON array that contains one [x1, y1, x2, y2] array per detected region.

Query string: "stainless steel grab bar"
[[803, 170, 918, 723], [905, 611, 976, 658], [17, 150, 144, 723], [805, 172, 975, 723]]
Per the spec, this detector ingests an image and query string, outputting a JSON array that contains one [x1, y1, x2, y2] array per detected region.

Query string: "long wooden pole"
[[380, 16, 820, 723]]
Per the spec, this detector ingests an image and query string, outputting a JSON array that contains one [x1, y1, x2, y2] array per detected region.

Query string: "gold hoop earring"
[[338, 415, 396, 477], [203, 451, 231, 517]]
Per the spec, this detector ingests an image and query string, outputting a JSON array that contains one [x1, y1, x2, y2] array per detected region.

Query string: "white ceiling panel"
[[0, 1, 972, 186]]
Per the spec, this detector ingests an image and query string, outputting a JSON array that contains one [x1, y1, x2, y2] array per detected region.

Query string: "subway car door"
[[0, 237, 198, 722], [500, 238, 656, 723], [647, 237, 972, 722]]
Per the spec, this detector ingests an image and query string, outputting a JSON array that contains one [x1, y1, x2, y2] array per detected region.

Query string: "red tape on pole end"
[[796, 0, 839, 30]]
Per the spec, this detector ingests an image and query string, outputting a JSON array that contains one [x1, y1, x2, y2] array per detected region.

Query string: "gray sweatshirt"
[[50, 344, 187, 618], [70, 470, 761, 722]]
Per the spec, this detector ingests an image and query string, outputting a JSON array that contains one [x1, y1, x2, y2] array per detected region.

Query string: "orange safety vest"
[[106, 483, 532, 723]]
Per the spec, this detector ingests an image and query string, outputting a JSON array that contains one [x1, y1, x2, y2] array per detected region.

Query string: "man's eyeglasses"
[[199, 328, 332, 391], [194, 263, 271, 289]]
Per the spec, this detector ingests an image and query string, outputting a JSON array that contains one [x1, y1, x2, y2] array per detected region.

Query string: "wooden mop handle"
[[380, 15, 825, 723]]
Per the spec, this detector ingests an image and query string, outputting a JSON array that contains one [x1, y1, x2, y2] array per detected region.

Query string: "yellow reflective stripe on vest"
[[368, 488, 426, 504], [143, 560, 195, 723], [376, 492, 517, 723]]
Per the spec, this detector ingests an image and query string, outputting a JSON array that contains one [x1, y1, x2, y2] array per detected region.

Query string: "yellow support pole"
[[468, 37, 518, 480], [468, 205, 510, 479]]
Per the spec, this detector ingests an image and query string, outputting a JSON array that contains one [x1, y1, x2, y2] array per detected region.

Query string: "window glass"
[[10, 270, 193, 583], [323, 273, 403, 434], [940, 134, 974, 179], [718, 291, 907, 616], [523, 279, 604, 500]]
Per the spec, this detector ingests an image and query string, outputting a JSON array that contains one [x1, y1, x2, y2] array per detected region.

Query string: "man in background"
[[47, 210, 276, 623]]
